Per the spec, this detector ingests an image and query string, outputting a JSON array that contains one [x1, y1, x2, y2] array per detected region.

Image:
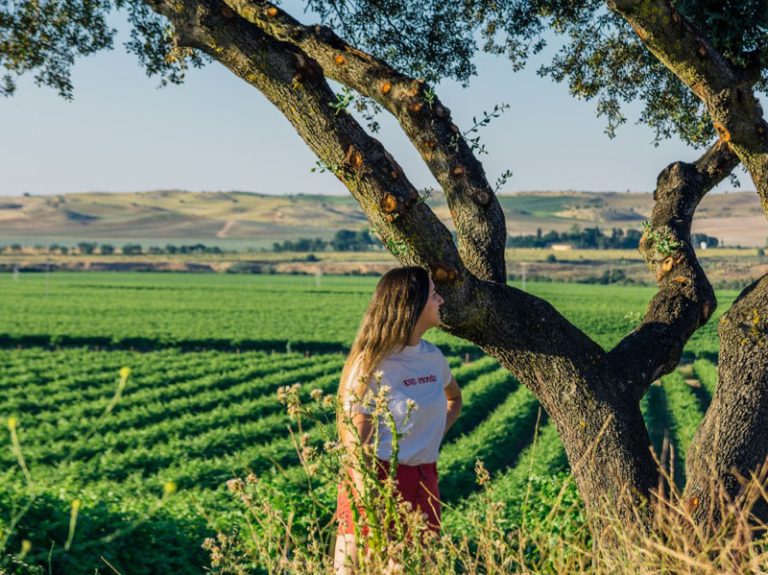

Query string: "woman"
[[333, 266, 462, 573]]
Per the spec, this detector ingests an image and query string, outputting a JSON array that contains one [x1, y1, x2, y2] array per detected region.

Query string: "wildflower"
[[20, 539, 31, 559], [310, 388, 323, 401], [301, 446, 318, 461], [374, 384, 392, 411], [323, 440, 340, 453], [227, 478, 244, 493], [245, 473, 257, 484], [322, 395, 335, 408], [7, 416, 18, 432], [201, 537, 215, 551], [119, 367, 131, 380], [475, 459, 490, 487], [163, 481, 177, 496], [373, 370, 385, 381], [405, 398, 417, 412]]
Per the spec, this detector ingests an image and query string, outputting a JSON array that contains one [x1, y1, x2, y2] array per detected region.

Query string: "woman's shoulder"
[[385, 339, 447, 363], [419, 339, 445, 356]]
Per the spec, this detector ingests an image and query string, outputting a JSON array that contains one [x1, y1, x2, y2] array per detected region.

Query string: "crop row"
[[661, 371, 705, 482], [443, 422, 568, 534], [95, 358, 486, 487], [640, 384, 671, 461], [6, 352, 472, 468], [0, 350, 225, 407], [6, 356, 344, 463], [15, 353, 332, 428], [693, 358, 718, 398], [440, 383, 539, 501], [444, 366, 516, 442], [5, 352, 324, 441], [1, 273, 732, 357], [22, 371, 340, 468], [10, 352, 465, 454], [10, 353, 492, 490]]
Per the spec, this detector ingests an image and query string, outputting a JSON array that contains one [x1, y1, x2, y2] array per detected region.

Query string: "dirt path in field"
[[216, 220, 236, 238]]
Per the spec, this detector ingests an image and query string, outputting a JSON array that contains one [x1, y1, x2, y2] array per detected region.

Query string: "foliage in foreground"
[[204, 383, 768, 575]]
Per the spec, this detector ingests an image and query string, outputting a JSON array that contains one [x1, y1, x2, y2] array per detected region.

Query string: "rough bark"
[[465, 280, 659, 522], [220, 0, 508, 283], [607, 140, 739, 400], [607, 0, 768, 214], [684, 276, 768, 526], [148, 0, 463, 283]]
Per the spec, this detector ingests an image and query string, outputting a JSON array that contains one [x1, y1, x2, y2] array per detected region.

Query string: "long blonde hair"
[[338, 267, 430, 421]]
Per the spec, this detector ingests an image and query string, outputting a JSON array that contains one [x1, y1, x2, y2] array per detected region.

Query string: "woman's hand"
[[444, 377, 462, 437]]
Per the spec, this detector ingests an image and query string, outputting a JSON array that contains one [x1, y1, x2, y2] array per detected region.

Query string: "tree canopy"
[[3, 0, 766, 144]]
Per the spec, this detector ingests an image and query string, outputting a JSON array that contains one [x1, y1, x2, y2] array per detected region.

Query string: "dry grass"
[[205, 466, 768, 575], [203, 388, 768, 575]]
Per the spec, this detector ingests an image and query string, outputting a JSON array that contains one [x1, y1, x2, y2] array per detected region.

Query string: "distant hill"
[[0, 189, 766, 247]]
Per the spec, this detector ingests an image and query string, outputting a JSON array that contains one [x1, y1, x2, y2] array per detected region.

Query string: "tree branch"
[[149, 0, 511, 334], [608, 0, 768, 213], [219, 0, 508, 283], [447, 277, 658, 522], [607, 140, 739, 400]]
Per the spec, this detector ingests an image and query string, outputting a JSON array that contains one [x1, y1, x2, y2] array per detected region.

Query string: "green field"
[[0, 273, 737, 355], [0, 273, 731, 573]]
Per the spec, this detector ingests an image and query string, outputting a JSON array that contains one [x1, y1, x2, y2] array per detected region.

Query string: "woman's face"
[[418, 277, 444, 329]]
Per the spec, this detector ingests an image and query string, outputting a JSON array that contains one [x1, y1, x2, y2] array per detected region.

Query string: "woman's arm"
[[444, 377, 462, 436], [340, 412, 374, 495]]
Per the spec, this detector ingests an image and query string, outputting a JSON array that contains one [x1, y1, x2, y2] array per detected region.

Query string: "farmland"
[[0, 273, 732, 573], [1, 190, 766, 248]]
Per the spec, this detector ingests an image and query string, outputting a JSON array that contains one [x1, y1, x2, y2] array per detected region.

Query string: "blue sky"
[[0, 5, 744, 197]]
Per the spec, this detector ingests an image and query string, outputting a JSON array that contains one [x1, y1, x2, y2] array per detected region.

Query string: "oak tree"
[[4, 0, 768, 532]]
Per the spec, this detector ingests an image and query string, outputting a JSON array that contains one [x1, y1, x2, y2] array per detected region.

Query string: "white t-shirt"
[[343, 340, 453, 465]]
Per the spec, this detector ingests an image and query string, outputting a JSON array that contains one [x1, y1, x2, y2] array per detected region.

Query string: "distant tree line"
[[506, 226, 720, 249], [0, 230, 379, 255], [0, 227, 726, 256], [273, 229, 378, 252], [0, 242, 227, 255]]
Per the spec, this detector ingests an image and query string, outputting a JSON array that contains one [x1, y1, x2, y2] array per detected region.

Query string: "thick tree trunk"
[[471, 279, 659, 522], [684, 276, 768, 527]]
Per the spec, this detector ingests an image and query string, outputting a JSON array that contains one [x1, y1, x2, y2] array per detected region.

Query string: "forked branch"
[[149, 0, 662, 523], [607, 140, 739, 399], [220, 0, 508, 283]]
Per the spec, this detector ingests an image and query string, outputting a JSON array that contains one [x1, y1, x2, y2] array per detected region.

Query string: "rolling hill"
[[0, 189, 765, 247]]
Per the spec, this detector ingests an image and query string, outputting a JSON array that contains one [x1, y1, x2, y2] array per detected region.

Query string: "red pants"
[[336, 459, 441, 536]]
